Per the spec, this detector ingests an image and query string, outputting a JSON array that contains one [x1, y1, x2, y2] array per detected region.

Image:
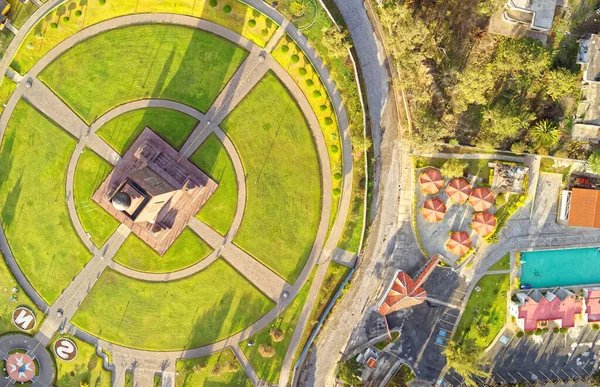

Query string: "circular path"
[[0, 334, 55, 386], [0, 5, 354, 387]]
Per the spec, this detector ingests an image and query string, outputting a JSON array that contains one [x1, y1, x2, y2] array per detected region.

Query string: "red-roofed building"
[[510, 288, 583, 331], [367, 358, 378, 369], [379, 255, 440, 316], [584, 288, 600, 322]]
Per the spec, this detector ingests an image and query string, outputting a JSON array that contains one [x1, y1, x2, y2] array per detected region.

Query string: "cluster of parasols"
[[419, 168, 498, 256]]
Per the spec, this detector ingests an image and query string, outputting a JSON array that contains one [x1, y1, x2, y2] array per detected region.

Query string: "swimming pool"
[[520, 247, 600, 288]]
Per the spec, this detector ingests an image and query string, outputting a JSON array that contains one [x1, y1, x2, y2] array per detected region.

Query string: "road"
[[296, 0, 421, 385]]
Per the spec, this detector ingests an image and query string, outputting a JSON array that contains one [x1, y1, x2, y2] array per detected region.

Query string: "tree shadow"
[[1, 174, 22, 229]]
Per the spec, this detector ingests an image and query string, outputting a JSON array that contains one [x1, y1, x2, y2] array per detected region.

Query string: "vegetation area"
[[12, 0, 277, 74], [176, 349, 252, 387], [74, 147, 119, 247], [0, 100, 91, 304], [293, 262, 350, 363], [72, 260, 274, 350], [53, 335, 112, 387], [97, 108, 199, 155], [39, 24, 248, 123], [190, 134, 238, 236], [272, 0, 368, 253], [376, 0, 595, 159], [221, 73, 321, 283], [444, 339, 490, 387], [0, 76, 15, 116], [454, 274, 510, 348], [0, 253, 43, 334], [387, 365, 415, 387], [413, 156, 491, 184], [337, 357, 362, 386], [241, 270, 315, 384], [0, 29, 14, 60], [113, 229, 213, 274], [489, 253, 510, 271], [6, 0, 38, 29], [373, 331, 399, 350]]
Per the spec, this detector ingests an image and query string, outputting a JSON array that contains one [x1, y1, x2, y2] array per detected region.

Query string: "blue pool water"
[[520, 247, 600, 288]]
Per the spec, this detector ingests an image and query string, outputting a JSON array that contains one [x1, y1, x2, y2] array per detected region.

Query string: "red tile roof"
[[586, 289, 600, 322], [446, 178, 471, 203], [569, 188, 600, 228], [469, 187, 494, 212], [379, 256, 440, 316], [518, 294, 582, 331], [419, 169, 444, 195], [421, 198, 446, 222]]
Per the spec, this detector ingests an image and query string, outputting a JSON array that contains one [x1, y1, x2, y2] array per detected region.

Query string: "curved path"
[[0, 9, 352, 386]]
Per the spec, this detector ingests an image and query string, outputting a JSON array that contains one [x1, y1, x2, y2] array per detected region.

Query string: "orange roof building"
[[421, 198, 446, 222], [469, 187, 494, 212], [446, 178, 471, 203], [568, 188, 600, 228], [446, 231, 472, 256], [379, 255, 440, 315], [419, 169, 444, 194], [472, 212, 497, 236]]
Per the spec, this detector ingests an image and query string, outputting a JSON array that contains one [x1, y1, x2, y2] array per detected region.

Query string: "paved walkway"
[[0, 8, 356, 387]]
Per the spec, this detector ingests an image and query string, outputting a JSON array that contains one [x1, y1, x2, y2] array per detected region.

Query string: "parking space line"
[[570, 367, 582, 379], [495, 373, 508, 384], [517, 371, 529, 383], [551, 370, 562, 380], [561, 369, 572, 381], [539, 370, 552, 382], [506, 371, 518, 383]]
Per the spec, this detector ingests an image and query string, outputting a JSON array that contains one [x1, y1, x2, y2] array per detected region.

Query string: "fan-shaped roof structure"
[[446, 178, 471, 203], [447, 231, 472, 256], [6, 353, 36, 382], [421, 198, 446, 222], [419, 169, 444, 194], [469, 187, 494, 212], [473, 211, 497, 236], [379, 255, 440, 315]]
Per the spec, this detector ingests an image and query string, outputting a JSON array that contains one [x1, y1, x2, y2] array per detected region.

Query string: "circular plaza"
[[0, 0, 353, 385]]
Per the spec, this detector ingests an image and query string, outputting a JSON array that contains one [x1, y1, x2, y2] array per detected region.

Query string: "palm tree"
[[530, 120, 560, 150], [444, 340, 490, 387]]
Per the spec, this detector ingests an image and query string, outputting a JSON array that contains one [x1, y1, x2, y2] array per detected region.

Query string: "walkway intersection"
[[0, 4, 355, 387]]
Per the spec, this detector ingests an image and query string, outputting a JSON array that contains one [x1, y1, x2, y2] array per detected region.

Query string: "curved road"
[[0, 6, 356, 387]]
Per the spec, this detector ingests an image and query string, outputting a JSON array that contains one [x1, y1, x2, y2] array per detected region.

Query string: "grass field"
[[39, 25, 248, 124], [53, 335, 112, 387], [74, 147, 119, 247], [72, 259, 274, 350], [0, 254, 44, 334], [113, 229, 213, 274], [190, 134, 238, 236], [0, 29, 14, 61], [97, 108, 199, 155], [454, 274, 510, 348], [6, 0, 38, 29], [12, 0, 277, 74], [0, 76, 16, 116], [221, 72, 321, 283], [176, 349, 252, 387], [241, 270, 315, 384], [0, 100, 92, 304], [490, 253, 510, 271]]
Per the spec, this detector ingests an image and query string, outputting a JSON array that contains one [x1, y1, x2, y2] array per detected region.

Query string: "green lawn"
[[190, 133, 238, 236], [6, 0, 38, 29], [113, 229, 213, 274], [53, 335, 112, 387], [0, 100, 92, 304], [74, 147, 119, 247], [490, 253, 510, 271], [0, 29, 14, 60], [12, 0, 277, 74], [125, 373, 133, 387], [454, 274, 510, 348], [0, 76, 16, 116], [39, 24, 248, 124], [0, 254, 44, 334], [176, 349, 252, 387], [222, 72, 321, 283], [338, 154, 366, 253], [72, 259, 274, 350], [97, 108, 199, 155], [241, 269, 315, 384]]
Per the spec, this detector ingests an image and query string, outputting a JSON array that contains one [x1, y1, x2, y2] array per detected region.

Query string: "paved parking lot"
[[442, 326, 600, 385], [422, 266, 467, 306]]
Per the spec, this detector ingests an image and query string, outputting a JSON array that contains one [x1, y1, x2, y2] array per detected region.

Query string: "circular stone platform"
[[6, 352, 36, 382]]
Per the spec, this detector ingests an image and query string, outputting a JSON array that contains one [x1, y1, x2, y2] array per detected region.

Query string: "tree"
[[530, 120, 560, 149], [546, 68, 579, 101], [258, 343, 275, 358], [444, 340, 490, 387], [322, 27, 352, 59], [269, 328, 285, 343], [480, 102, 535, 144], [337, 357, 362, 386], [589, 149, 600, 174], [591, 368, 600, 387], [440, 159, 468, 178], [452, 66, 495, 113]]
